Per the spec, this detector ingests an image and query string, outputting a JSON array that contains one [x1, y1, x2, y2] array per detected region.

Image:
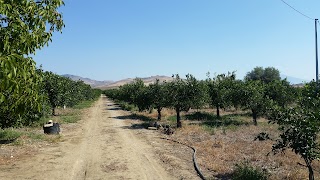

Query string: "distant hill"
[[62, 74, 113, 87], [280, 74, 308, 85], [61, 74, 174, 89], [96, 75, 174, 90]]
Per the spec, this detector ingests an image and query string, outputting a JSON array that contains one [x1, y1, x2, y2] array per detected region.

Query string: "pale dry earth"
[[0, 96, 199, 180]]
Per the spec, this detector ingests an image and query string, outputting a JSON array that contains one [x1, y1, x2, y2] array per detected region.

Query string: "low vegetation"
[[232, 161, 269, 180]]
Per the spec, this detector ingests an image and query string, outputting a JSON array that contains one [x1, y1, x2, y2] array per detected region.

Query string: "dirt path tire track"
[[0, 96, 175, 180]]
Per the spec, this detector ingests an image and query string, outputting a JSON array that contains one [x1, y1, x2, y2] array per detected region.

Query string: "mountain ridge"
[[61, 74, 174, 89], [62, 74, 308, 89], [61, 74, 114, 87], [280, 74, 308, 84]]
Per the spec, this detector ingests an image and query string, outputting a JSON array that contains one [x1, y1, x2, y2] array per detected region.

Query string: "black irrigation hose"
[[161, 137, 206, 180]]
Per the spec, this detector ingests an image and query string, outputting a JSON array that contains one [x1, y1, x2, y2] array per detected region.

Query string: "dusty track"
[[0, 96, 177, 180]]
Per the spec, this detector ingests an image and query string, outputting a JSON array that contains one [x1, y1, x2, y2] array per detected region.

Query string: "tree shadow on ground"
[[185, 111, 251, 121], [186, 112, 251, 128], [121, 122, 150, 130], [106, 107, 122, 111], [110, 103, 120, 106], [112, 113, 155, 122], [213, 172, 233, 180], [201, 118, 249, 128], [113, 114, 157, 130], [0, 138, 17, 144], [185, 112, 217, 121]]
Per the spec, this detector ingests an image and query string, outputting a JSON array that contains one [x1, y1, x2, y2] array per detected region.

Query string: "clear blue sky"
[[34, 0, 320, 81]]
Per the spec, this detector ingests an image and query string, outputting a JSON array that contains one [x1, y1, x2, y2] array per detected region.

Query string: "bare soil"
[[0, 96, 199, 180]]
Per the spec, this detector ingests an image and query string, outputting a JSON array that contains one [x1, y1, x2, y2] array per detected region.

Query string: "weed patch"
[[203, 118, 248, 127], [0, 128, 62, 145], [167, 115, 176, 122], [60, 115, 80, 123], [116, 101, 138, 112], [73, 100, 96, 109], [185, 112, 217, 121], [130, 113, 155, 122], [26, 132, 45, 141], [0, 129, 22, 143], [232, 161, 269, 180]]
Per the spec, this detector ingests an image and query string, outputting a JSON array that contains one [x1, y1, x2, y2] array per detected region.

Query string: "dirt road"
[[0, 96, 179, 180]]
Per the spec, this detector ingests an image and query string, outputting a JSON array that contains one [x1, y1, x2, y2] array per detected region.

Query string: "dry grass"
[[171, 124, 320, 179], [136, 108, 320, 179]]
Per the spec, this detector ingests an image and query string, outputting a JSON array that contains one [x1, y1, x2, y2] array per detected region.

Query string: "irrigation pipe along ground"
[[160, 137, 206, 180]]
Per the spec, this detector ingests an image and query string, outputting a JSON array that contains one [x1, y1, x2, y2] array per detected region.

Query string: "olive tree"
[[245, 67, 280, 83]]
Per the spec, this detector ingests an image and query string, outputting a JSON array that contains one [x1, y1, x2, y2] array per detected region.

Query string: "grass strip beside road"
[[0, 99, 97, 146]]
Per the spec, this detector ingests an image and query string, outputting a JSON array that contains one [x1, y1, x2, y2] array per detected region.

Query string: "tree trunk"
[[305, 159, 314, 180], [157, 107, 162, 120], [216, 106, 220, 119], [252, 109, 257, 126], [52, 107, 55, 116], [176, 108, 182, 128]]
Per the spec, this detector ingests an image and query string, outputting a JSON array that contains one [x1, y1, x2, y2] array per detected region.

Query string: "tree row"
[[0, 68, 102, 128], [104, 67, 320, 179], [105, 67, 297, 127]]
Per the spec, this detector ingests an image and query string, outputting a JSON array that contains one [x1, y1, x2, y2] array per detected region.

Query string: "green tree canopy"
[[149, 79, 169, 120], [265, 79, 297, 107], [167, 74, 206, 128], [0, 0, 64, 127], [240, 80, 270, 125], [0, 0, 64, 56], [245, 67, 280, 83], [207, 72, 236, 118], [267, 81, 320, 180], [130, 78, 151, 112]]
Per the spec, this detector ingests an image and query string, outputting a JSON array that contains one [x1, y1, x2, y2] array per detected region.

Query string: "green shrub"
[[0, 129, 22, 141], [167, 115, 176, 122], [73, 100, 95, 109], [119, 102, 137, 111], [232, 162, 269, 180], [185, 112, 216, 121]]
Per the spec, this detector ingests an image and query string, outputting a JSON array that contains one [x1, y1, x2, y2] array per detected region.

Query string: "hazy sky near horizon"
[[34, 0, 320, 81]]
